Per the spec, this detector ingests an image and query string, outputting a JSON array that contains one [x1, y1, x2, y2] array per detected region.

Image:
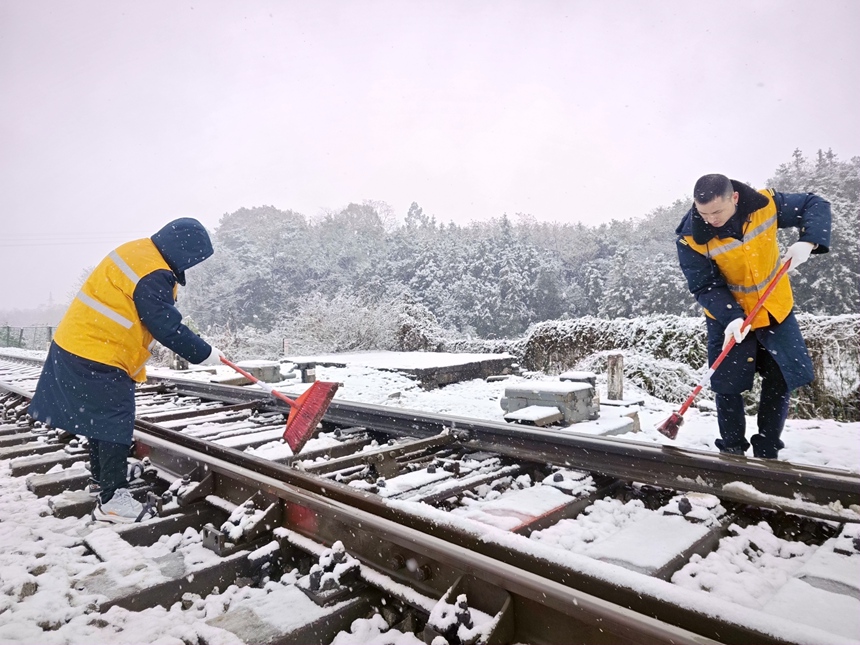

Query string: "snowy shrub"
[[577, 350, 708, 404], [521, 314, 707, 374], [795, 313, 860, 420], [520, 313, 859, 420], [442, 335, 525, 356], [392, 299, 449, 352]]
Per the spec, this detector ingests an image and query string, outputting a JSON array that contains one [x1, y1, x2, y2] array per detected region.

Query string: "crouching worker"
[[675, 174, 831, 459], [29, 218, 226, 523]]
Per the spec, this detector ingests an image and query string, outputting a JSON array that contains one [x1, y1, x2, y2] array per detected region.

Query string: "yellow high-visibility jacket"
[[54, 238, 177, 382], [681, 189, 792, 330]]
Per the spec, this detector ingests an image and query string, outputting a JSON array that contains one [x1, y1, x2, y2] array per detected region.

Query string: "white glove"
[[199, 346, 225, 366], [722, 319, 750, 349], [781, 241, 815, 270]]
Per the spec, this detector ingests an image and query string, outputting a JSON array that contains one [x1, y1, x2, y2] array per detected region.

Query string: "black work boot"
[[751, 434, 784, 459], [715, 438, 748, 455]]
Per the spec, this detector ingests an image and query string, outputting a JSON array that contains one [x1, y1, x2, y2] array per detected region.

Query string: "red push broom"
[[656, 259, 792, 440], [219, 357, 339, 453]]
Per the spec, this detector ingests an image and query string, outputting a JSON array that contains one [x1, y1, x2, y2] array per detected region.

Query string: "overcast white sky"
[[1, 0, 858, 311]]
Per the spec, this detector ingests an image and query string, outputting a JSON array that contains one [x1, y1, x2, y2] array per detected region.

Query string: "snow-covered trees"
[[769, 150, 859, 316], [181, 149, 858, 344]]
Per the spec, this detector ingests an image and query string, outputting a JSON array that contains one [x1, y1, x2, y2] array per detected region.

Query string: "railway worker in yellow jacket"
[[29, 218, 225, 523], [675, 174, 831, 459]]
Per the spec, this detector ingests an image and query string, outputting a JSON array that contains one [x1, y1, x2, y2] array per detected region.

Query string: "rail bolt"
[[415, 565, 432, 582], [389, 553, 406, 570]]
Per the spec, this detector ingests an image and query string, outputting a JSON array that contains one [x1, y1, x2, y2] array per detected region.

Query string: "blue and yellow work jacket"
[[675, 180, 831, 393], [55, 238, 178, 382], [29, 218, 214, 443]]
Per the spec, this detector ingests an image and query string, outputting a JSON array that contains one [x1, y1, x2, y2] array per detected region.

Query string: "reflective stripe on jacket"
[[682, 189, 792, 330], [54, 238, 177, 382]]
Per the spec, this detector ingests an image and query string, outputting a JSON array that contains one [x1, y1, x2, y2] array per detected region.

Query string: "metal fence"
[[0, 326, 54, 350]]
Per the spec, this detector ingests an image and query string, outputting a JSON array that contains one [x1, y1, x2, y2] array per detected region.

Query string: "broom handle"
[[219, 356, 298, 409], [677, 259, 792, 417]]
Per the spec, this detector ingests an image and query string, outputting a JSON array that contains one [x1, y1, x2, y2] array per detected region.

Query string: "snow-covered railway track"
[[1, 354, 859, 644]]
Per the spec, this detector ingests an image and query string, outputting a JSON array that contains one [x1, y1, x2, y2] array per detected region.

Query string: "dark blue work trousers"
[[714, 338, 790, 459], [88, 438, 130, 504]]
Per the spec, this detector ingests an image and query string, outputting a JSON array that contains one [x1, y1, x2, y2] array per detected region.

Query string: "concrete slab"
[[235, 360, 281, 383], [504, 405, 564, 427], [10, 451, 88, 476], [561, 416, 635, 437], [80, 529, 168, 601], [212, 374, 252, 386], [502, 382, 598, 424], [602, 398, 644, 407], [796, 531, 860, 600], [287, 351, 515, 389], [763, 578, 860, 641], [27, 467, 90, 497], [49, 489, 95, 518], [585, 513, 711, 575], [207, 586, 370, 645], [559, 370, 597, 387], [505, 382, 593, 400]]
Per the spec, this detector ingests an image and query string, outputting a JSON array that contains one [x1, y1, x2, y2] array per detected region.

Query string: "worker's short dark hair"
[[694, 174, 733, 204]]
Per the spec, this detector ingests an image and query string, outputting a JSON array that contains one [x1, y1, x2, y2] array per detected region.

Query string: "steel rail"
[[135, 422, 720, 645], [2, 364, 859, 521], [0, 365, 845, 644], [134, 417, 811, 645], [154, 376, 860, 522]]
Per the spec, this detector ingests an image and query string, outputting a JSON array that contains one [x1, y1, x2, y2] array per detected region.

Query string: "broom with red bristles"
[[219, 357, 339, 453], [656, 259, 792, 440]]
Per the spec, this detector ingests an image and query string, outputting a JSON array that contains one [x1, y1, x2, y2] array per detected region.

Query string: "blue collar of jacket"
[[676, 180, 770, 244]]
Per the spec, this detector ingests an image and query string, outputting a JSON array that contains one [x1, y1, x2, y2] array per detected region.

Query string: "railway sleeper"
[[80, 538, 259, 614], [0, 429, 54, 447], [0, 438, 78, 460], [10, 449, 88, 476], [4, 365, 860, 643], [0, 418, 33, 436]]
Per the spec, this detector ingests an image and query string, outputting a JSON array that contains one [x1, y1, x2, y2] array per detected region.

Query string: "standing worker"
[[29, 218, 225, 522], [675, 174, 831, 459]]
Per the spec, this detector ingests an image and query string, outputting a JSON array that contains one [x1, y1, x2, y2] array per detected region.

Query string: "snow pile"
[[671, 522, 815, 608], [219, 499, 268, 543], [331, 613, 423, 645], [530, 497, 653, 554], [427, 593, 495, 645]]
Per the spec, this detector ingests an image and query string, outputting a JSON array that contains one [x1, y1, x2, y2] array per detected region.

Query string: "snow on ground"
[[2, 348, 859, 643], [174, 353, 860, 475], [287, 351, 514, 370]]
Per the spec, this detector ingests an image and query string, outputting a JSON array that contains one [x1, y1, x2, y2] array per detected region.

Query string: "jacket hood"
[[676, 180, 770, 243], [151, 218, 214, 285]]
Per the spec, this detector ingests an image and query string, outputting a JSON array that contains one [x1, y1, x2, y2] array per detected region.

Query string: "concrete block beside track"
[[501, 381, 598, 423]]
